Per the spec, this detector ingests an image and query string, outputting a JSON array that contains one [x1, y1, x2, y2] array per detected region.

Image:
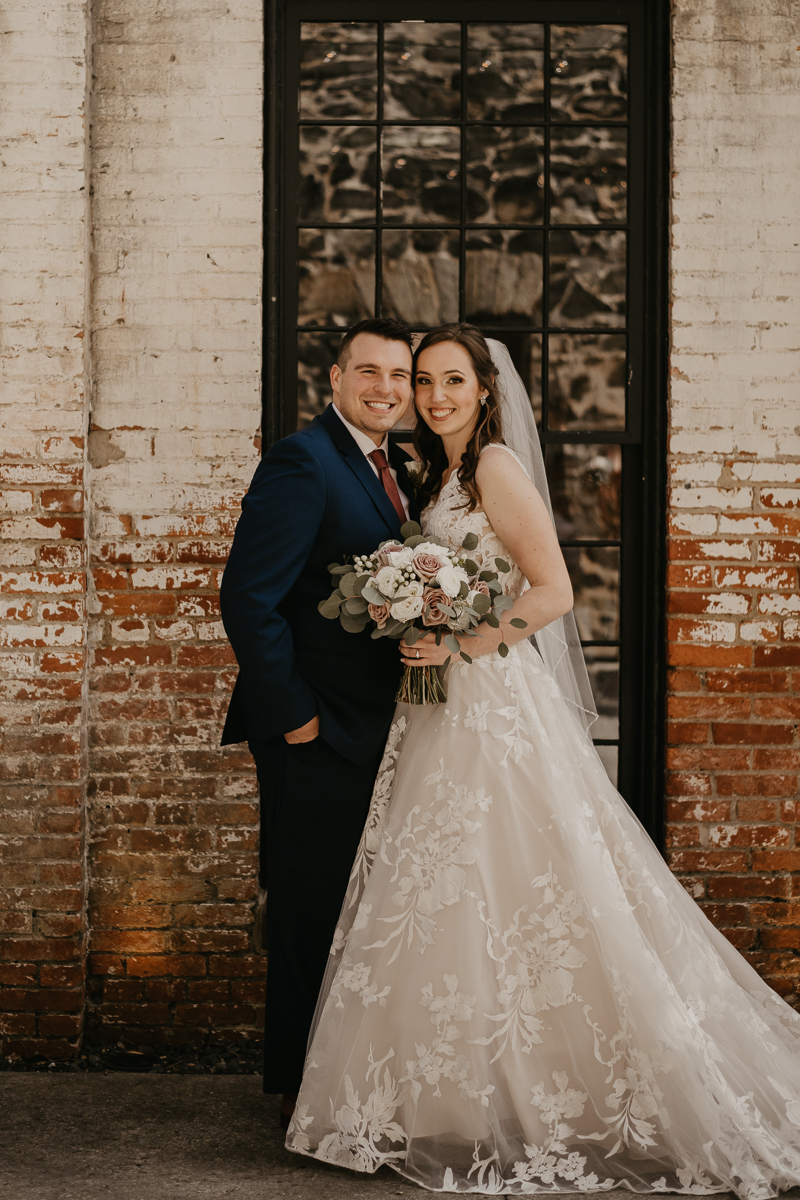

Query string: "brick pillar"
[[0, 0, 90, 1058], [668, 0, 800, 1005], [85, 0, 264, 1047]]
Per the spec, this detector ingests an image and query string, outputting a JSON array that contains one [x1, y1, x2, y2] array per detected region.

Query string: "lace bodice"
[[421, 445, 525, 599]]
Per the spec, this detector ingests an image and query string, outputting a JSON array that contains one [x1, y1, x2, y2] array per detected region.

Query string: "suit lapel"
[[319, 404, 403, 536]]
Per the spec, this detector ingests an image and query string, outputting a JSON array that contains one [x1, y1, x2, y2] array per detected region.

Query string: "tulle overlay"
[[287, 454, 800, 1196]]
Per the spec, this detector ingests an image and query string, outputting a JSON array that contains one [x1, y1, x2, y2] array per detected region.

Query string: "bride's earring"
[[480, 393, 488, 406]]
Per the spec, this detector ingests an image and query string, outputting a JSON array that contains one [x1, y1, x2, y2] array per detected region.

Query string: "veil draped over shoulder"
[[485, 338, 598, 733]]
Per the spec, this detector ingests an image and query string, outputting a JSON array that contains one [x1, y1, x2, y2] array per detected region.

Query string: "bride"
[[285, 324, 800, 1197]]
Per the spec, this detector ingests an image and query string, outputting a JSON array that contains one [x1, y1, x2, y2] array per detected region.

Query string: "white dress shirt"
[[331, 403, 410, 520]]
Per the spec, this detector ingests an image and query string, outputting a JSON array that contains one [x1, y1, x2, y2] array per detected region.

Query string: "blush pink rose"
[[375, 542, 405, 566], [421, 587, 449, 627], [413, 551, 444, 581], [471, 579, 490, 596], [368, 601, 391, 629]]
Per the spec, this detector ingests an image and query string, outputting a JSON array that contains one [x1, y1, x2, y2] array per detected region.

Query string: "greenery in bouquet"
[[318, 521, 527, 704]]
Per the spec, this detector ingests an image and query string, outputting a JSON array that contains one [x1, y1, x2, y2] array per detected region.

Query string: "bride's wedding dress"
[[286, 445, 800, 1197]]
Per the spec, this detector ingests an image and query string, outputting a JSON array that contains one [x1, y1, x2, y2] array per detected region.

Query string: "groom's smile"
[[329, 331, 413, 446]]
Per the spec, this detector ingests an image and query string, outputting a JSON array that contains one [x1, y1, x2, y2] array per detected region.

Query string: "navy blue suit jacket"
[[219, 404, 419, 765]]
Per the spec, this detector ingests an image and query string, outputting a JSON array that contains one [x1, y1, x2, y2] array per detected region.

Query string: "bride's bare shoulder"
[[476, 443, 530, 486]]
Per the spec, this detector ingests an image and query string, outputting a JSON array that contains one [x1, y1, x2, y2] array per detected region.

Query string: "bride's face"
[[414, 342, 483, 442]]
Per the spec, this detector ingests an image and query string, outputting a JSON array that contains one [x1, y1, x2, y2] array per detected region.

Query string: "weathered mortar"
[[666, 0, 800, 1001]]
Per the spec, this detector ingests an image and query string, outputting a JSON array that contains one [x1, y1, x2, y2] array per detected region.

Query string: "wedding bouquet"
[[318, 521, 526, 703]]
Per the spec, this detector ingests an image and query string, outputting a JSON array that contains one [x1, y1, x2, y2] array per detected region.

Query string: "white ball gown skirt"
[[285, 639, 800, 1196]]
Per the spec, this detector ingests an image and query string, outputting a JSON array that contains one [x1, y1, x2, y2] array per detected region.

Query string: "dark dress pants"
[[250, 733, 384, 1094]]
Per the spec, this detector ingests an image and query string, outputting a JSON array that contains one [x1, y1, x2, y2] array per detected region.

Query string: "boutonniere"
[[404, 460, 426, 490]]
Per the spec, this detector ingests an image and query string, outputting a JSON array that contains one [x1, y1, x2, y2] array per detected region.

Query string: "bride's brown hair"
[[412, 323, 504, 514]]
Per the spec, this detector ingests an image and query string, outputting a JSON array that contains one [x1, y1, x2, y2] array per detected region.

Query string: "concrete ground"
[[0, 1074, 755, 1200]]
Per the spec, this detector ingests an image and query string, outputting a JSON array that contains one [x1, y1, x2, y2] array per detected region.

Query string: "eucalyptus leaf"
[[498, 641, 509, 658], [471, 593, 491, 615], [423, 535, 450, 549], [444, 634, 460, 655], [485, 612, 500, 629], [318, 592, 344, 619], [339, 572, 358, 598], [461, 532, 479, 551], [344, 596, 369, 615], [460, 651, 473, 664], [488, 580, 502, 594], [510, 617, 528, 629], [462, 558, 479, 575], [403, 534, 426, 549], [361, 585, 384, 605], [340, 609, 369, 634], [439, 604, 456, 618], [495, 558, 511, 573], [479, 570, 497, 582], [400, 520, 422, 539], [403, 626, 422, 646], [492, 595, 513, 612], [327, 563, 350, 576], [353, 574, 368, 597]]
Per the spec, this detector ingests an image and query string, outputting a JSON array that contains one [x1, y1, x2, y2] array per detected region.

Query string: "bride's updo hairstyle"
[[412, 323, 504, 514]]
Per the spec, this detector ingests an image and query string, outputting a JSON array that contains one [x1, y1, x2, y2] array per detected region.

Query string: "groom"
[[219, 317, 417, 1118]]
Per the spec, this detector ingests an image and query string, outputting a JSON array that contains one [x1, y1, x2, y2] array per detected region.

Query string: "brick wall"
[[0, 0, 90, 1058], [85, 0, 264, 1048], [667, 0, 800, 1002]]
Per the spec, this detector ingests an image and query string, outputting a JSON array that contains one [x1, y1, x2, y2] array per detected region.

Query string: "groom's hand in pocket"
[[284, 715, 320, 744]]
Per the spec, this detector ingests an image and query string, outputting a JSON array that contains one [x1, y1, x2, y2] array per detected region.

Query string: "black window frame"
[[263, 0, 669, 847]]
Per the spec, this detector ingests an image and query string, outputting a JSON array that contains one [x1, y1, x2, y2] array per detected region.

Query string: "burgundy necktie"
[[369, 449, 406, 524]]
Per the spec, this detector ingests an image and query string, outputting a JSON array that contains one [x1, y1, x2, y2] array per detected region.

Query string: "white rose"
[[373, 565, 403, 597], [384, 545, 415, 568], [437, 564, 469, 598], [390, 581, 424, 622]]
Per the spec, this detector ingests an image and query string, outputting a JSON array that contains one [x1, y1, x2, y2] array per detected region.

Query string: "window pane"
[[382, 127, 461, 224], [382, 230, 459, 325], [300, 22, 378, 120], [546, 443, 622, 539], [564, 545, 620, 642], [384, 22, 461, 120], [550, 25, 627, 121], [584, 645, 619, 742], [466, 126, 545, 224], [547, 334, 626, 431], [297, 332, 340, 429], [298, 229, 375, 328], [299, 126, 376, 224], [551, 127, 627, 224], [489, 333, 542, 426], [549, 230, 626, 328], [465, 230, 543, 326], [467, 24, 545, 121]]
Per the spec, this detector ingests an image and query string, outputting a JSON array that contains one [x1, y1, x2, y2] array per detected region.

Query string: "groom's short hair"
[[337, 318, 413, 371]]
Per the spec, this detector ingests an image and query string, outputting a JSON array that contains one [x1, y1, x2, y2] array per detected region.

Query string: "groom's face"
[[330, 333, 413, 445]]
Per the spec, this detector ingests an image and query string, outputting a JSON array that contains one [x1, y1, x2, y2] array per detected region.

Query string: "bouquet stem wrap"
[[396, 664, 447, 705]]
